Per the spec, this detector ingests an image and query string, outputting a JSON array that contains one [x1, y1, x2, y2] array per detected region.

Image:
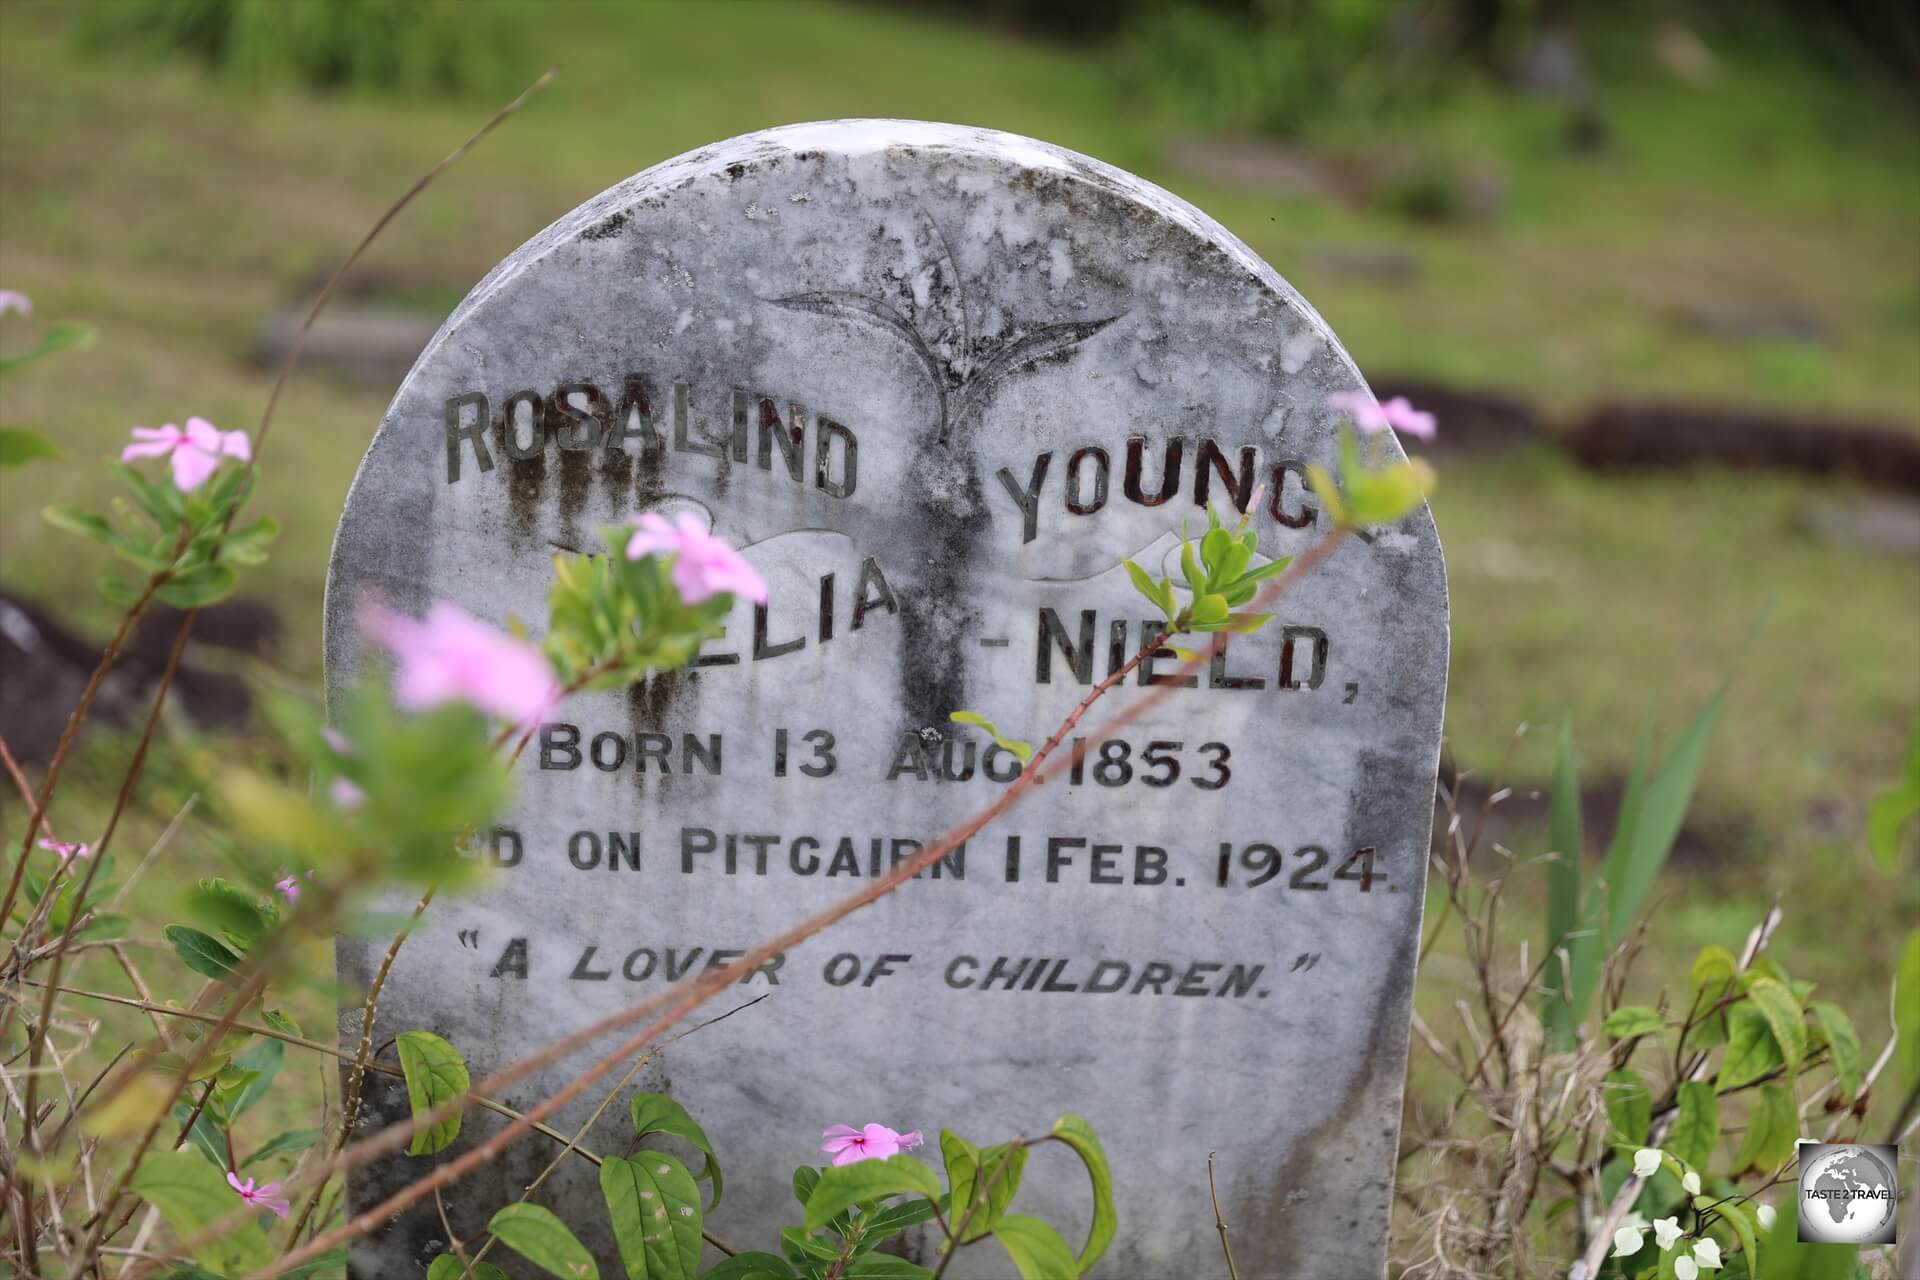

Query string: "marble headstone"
[[325, 120, 1448, 1279]]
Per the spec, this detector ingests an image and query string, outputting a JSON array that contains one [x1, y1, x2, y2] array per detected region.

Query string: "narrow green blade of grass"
[[1543, 718, 1583, 1040]]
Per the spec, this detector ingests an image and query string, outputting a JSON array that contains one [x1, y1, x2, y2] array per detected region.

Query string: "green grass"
[[1, 0, 1915, 1110]]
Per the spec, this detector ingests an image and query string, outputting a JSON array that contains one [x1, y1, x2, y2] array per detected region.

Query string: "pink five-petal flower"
[[820, 1122, 923, 1167], [1324, 391, 1437, 440], [274, 874, 302, 905], [37, 838, 90, 863], [364, 601, 559, 726], [0, 290, 31, 317], [226, 1172, 291, 1221], [625, 512, 769, 605], [120, 417, 252, 491]]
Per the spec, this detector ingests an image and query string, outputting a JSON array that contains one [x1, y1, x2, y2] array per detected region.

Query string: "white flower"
[[1619, 1212, 1649, 1234], [1612, 1225, 1646, 1258], [1653, 1217, 1683, 1250], [1756, 1203, 1776, 1230], [1633, 1147, 1664, 1177], [1675, 1257, 1699, 1280], [1693, 1239, 1723, 1269], [1683, 1170, 1702, 1195]]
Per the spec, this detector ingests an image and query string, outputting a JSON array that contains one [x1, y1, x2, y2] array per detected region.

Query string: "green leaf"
[[241, 1127, 322, 1169], [1668, 1082, 1719, 1169], [488, 1203, 599, 1280], [1718, 1002, 1786, 1092], [779, 1226, 839, 1266], [1189, 592, 1229, 626], [843, 1258, 933, 1279], [856, 1195, 940, 1244], [1544, 720, 1583, 1041], [164, 924, 241, 979], [804, 1155, 941, 1229], [698, 1254, 797, 1280], [44, 505, 112, 542], [948, 711, 1033, 765], [169, 1101, 227, 1167], [1048, 1113, 1115, 1275], [1732, 1082, 1797, 1175], [186, 877, 271, 947], [1601, 1006, 1665, 1041], [939, 1130, 981, 1238], [396, 1030, 470, 1155], [629, 1092, 724, 1209], [262, 1009, 302, 1038], [219, 516, 279, 567], [1122, 559, 1170, 619], [1686, 945, 1740, 1050], [428, 1258, 510, 1280], [1602, 1068, 1652, 1147], [601, 1152, 702, 1280], [990, 1215, 1077, 1280], [154, 562, 237, 610], [1179, 536, 1205, 594], [791, 1164, 820, 1208], [1808, 1002, 1862, 1103], [951, 1142, 1028, 1242], [0, 320, 96, 375], [1230, 554, 1294, 587], [1745, 978, 1807, 1076], [0, 427, 62, 467], [223, 1035, 283, 1119], [1897, 929, 1920, 1095], [131, 1149, 272, 1276], [1712, 1200, 1760, 1277], [1199, 525, 1232, 583]]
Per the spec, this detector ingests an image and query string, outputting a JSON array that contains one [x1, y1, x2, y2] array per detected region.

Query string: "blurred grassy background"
[[1, 0, 1916, 1144]]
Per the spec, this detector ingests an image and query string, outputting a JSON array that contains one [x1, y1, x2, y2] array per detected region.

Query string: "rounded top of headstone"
[[327, 117, 1443, 681]]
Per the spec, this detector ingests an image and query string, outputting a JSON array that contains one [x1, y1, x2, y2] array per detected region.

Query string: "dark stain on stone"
[[501, 418, 545, 542], [601, 437, 634, 511], [626, 672, 680, 729], [725, 162, 747, 181], [556, 446, 591, 547], [897, 443, 983, 737], [581, 209, 629, 241]]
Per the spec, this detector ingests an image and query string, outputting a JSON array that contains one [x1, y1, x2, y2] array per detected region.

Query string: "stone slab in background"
[[325, 120, 1449, 1279]]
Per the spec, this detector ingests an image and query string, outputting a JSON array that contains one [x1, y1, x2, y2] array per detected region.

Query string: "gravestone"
[[325, 120, 1448, 1279]]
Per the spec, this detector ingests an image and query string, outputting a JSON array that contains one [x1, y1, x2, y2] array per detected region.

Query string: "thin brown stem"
[[21, 613, 194, 1176], [286, 885, 437, 1244], [1207, 1151, 1240, 1280]]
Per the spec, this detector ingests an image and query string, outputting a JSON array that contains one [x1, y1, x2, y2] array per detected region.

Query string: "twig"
[[1207, 1151, 1240, 1280]]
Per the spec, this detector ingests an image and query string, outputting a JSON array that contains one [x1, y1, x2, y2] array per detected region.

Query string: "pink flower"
[[1325, 391, 1437, 440], [120, 417, 252, 491], [274, 873, 303, 905], [329, 777, 365, 810], [820, 1123, 925, 1167], [625, 512, 769, 605], [364, 601, 559, 725], [0, 290, 30, 318], [37, 838, 89, 863], [226, 1171, 291, 1220]]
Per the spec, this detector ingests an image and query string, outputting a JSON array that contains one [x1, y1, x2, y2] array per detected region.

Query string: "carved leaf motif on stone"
[[765, 208, 1121, 442]]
